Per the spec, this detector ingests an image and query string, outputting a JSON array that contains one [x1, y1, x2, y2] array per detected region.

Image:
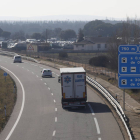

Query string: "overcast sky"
[[0, 0, 139, 20]]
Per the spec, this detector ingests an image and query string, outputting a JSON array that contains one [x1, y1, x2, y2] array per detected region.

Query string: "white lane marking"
[[52, 130, 56, 136], [32, 72, 34, 74], [22, 67, 24, 69], [1, 66, 25, 140], [44, 83, 47, 85], [88, 103, 95, 115], [98, 138, 101, 140], [40, 79, 42, 81], [51, 93, 53, 95], [52, 72, 55, 74], [11, 63, 13, 64], [27, 69, 29, 71], [54, 100, 56, 103], [94, 118, 100, 134], [36, 75, 38, 77], [48, 87, 50, 90], [31, 64, 37, 66], [55, 108, 57, 111], [16, 65, 19, 66], [55, 117, 57, 122]]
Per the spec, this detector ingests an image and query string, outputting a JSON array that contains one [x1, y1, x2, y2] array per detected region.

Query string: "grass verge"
[[0, 69, 16, 132]]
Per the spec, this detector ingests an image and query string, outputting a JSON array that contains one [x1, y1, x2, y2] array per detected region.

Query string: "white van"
[[13, 55, 22, 63]]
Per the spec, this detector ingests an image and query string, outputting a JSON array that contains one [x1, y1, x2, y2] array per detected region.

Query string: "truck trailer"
[[60, 67, 87, 108]]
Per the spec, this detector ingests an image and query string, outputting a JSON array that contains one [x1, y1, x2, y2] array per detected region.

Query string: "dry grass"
[[0, 69, 16, 132]]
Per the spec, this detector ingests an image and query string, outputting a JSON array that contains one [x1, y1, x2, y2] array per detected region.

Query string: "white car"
[[41, 69, 52, 77], [13, 55, 22, 63]]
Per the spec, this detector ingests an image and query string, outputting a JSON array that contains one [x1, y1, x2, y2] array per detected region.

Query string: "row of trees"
[[0, 28, 11, 39], [107, 18, 140, 71]]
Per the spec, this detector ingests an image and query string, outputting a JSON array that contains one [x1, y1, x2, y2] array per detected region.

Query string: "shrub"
[[59, 51, 68, 58], [89, 55, 109, 67]]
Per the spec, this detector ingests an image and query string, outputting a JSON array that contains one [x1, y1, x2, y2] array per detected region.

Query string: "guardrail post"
[[123, 89, 125, 111]]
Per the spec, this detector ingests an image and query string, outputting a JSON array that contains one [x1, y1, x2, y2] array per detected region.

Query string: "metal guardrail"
[[86, 76, 132, 140], [0, 50, 132, 140]]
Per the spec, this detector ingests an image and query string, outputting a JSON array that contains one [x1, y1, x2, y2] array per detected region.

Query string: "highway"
[[0, 55, 124, 140]]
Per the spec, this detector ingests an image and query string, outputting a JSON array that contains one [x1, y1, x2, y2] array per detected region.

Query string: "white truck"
[[60, 67, 87, 108]]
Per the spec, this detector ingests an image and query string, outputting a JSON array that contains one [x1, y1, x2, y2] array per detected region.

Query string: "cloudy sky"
[[0, 0, 139, 20]]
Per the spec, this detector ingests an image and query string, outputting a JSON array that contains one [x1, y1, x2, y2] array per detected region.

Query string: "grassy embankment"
[[0, 69, 16, 132]]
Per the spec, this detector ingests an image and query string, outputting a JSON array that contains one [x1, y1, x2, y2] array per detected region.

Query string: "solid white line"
[[94, 118, 100, 134], [88, 103, 95, 115], [54, 100, 56, 103], [1, 66, 25, 140], [51, 93, 53, 95], [48, 87, 50, 90], [52, 130, 56, 136], [98, 138, 101, 140], [55, 117, 57, 122], [55, 108, 57, 111]]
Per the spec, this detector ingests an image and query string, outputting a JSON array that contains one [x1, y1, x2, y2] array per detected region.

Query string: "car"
[[13, 55, 22, 63], [41, 69, 52, 77]]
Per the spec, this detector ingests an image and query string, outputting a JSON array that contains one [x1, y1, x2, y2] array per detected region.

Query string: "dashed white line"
[[98, 138, 101, 140], [44, 83, 47, 85], [51, 93, 53, 96], [48, 87, 50, 90], [52, 130, 56, 136], [88, 103, 95, 115], [55, 117, 57, 122], [40, 79, 42, 81], [31, 64, 37, 66], [94, 118, 100, 134], [55, 108, 57, 111], [32, 72, 34, 74], [36, 75, 38, 77], [54, 100, 56, 103]]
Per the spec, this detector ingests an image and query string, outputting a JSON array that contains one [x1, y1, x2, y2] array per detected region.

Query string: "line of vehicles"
[[13, 55, 87, 109]]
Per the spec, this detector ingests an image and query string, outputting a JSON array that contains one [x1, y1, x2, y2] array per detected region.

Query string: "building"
[[73, 37, 109, 51]]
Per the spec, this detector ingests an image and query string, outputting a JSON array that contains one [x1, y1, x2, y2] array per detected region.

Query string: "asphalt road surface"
[[0, 55, 124, 140]]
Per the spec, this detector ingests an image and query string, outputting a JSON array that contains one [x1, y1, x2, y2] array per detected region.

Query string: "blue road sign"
[[4, 72, 7, 76], [118, 45, 140, 89]]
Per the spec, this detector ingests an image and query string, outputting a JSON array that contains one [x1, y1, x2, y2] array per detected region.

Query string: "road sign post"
[[4, 72, 7, 81], [118, 45, 140, 110]]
